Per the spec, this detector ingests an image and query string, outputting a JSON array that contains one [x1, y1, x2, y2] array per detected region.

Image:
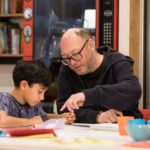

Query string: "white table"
[[0, 125, 143, 150]]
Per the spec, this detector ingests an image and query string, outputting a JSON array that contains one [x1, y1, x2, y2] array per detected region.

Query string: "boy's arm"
[[47, 113, 64, 119], [0, 110, 43, 128], [47, 112, 76, 124]]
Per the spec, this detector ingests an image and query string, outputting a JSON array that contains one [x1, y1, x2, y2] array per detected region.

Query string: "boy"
[[0, 59, 75, 128]]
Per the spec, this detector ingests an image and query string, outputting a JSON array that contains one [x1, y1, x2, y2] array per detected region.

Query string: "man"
[[57, 28, 142, 123]]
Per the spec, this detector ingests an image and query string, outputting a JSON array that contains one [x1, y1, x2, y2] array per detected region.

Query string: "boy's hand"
[[61, 112, 76, 124], [32, 116, 43, 125]]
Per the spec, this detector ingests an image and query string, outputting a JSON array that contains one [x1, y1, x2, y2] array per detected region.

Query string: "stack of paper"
[[72, 123, 118, 132], [90, 123, 119, 132]]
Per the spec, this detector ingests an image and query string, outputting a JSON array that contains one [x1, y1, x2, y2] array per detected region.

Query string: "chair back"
[[140, 109, 150, 123]]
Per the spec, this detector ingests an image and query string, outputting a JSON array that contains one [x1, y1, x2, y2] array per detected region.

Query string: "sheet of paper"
[[72, 123, 118, 132], [72, 123, 91, 127], [34, 118, 65, 129], [90, 123, 118, 132], [83, 9, 96, 29]]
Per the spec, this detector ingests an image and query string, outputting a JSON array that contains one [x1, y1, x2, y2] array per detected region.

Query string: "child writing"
[[0, 59, 75, 128]]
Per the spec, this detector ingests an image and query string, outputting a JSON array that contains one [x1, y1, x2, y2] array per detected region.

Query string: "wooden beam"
[[130, 0, 141, 76]]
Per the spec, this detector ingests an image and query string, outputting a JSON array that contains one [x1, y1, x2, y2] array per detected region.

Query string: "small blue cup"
[[147, 120, 150, 125], [128, 119, 145, 126]]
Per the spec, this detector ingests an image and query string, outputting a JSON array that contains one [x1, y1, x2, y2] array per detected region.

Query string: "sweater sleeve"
[[56, 66, 100, 123], [83, 61, 142, 111], [75, 108, 99, 123], [57, 66, 74, 113]]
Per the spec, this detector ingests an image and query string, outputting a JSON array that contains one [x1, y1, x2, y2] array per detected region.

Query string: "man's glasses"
[[61, 39, 89, 65]]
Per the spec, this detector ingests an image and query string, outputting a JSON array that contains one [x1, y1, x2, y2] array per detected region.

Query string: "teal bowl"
[[126, 125, 150, 141]]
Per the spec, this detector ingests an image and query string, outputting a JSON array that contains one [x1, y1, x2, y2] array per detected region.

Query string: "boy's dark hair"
[[13, 59, 51, 88]]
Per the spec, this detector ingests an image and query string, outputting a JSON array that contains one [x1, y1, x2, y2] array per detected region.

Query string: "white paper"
[[83, 9, 96, 29], [90, 123, 119, 132], [34, 118, 65, 129]]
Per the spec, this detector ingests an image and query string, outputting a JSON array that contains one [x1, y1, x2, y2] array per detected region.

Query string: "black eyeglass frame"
[[61, 39, 89, 65]]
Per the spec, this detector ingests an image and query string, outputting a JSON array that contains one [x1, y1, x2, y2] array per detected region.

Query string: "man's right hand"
[[96, 109, 123, 123], [60, 92, 85, 112]]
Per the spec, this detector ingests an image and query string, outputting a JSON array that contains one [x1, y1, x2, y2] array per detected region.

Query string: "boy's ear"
[[20, 80, 28, 89]]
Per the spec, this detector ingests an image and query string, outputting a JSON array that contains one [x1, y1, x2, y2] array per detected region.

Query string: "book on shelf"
[[0, 22, 22, 55], [8, 23, 21, 54], [11, 27, 21, 54], [0, 0, 23, 14], [0, 22, 8, 54], [11, 0, 17, 14]]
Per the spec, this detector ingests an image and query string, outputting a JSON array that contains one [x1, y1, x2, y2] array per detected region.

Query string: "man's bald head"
[[60, 28, 91, 47]]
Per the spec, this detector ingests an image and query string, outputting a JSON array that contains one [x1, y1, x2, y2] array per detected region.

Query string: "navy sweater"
[[57, 46, 142, 123]]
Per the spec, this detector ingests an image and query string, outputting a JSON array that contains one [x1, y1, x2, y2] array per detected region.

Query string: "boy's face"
[[22, 82, 47, 106]]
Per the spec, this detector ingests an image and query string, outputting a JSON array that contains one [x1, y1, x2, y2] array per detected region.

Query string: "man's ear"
[[20, 80, 28, 90], [88, 39, 95, 51]]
